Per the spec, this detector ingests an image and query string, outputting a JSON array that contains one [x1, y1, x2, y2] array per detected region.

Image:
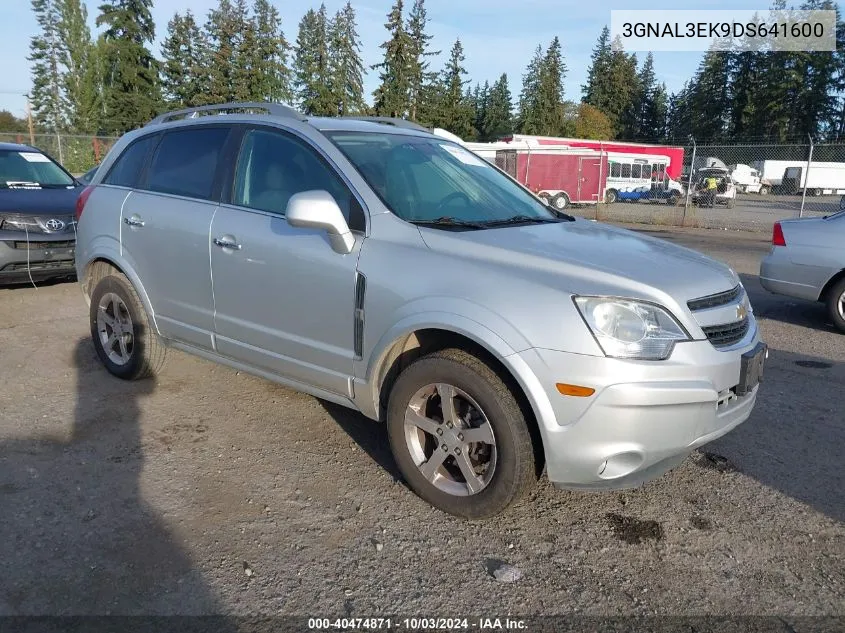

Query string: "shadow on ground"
[[0, 338, 234, 620]]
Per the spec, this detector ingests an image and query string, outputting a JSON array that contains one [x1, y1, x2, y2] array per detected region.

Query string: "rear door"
[[577, 156, 602, 203], [119, 125, 235, 349]]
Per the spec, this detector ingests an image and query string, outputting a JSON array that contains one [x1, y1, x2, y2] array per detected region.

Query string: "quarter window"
[[103, 135, 157, 188], [145, 127, 230, 201]]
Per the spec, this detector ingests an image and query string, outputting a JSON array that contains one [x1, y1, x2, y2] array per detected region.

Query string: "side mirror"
[[285, 190, 355, 254]]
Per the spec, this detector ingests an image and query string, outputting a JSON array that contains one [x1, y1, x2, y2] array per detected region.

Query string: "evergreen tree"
[[327, 2, 365, 115], [687, 49, 731, 141], [536, 36, 567, 135], [28, 0, 65, 131], [406, 0, 437, 121], [645, 82, 669, 141], [251, 0, 292, 103], [436, 39, 474, 138], [161, 11, 208, 108], [482, 73, 513, 141], [59, 0, 100, 132], [293, 6, 332, 115], [372, 0, 412, 118], [230, 0, 256, 102], [630, 52, 655, 140], [96, 0, 160, 132], [205, 0, 244, 103], [472, 82, 488, 140], [517, 45, 543, 134], [667, 81, 693, 141], [582, 27, 613, 115]]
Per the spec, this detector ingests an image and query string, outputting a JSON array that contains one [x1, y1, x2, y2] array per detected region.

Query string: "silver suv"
[[75, 103, 766, 519]]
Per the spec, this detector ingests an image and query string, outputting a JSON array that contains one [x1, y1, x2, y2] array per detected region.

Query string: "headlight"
[[573, 296, 690, 360]]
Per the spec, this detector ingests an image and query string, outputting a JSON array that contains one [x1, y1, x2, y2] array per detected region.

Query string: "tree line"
[[16, 0, 845, 146]]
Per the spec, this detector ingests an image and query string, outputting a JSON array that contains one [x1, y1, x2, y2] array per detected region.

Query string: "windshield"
[[325, 131, 559, 225], [0, 149, 75, 189]]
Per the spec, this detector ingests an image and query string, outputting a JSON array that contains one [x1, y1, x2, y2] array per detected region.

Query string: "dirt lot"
[[0, 225, 843, 624]]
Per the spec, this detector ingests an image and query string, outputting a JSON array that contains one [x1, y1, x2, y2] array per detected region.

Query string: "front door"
[[209, 127, 364, 396], [118, 126, 234, 349]]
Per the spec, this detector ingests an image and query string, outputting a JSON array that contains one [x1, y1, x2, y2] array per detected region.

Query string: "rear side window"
[[145, 127, 230, 201], [103, 135, 157, 188]]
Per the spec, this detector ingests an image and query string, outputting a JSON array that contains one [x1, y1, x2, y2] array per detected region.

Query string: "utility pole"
[[26, 97, 35, 145]]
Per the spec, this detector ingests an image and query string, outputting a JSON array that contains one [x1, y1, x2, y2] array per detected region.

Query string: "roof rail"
[[338, 116, 431, 133], [147, 102, 307, 126]]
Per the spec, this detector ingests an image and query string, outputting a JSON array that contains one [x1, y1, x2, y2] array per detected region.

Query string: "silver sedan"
[[760, 210, 845, 332]]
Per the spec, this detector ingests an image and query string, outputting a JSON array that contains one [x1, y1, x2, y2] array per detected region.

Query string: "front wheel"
[[759, 186, 770, 195], [826, 278, 845, 333], [89, 273, 167, 380], [386, 349, 537, 519], [668, 194, 680, 206], [605, 189, 618, 204]]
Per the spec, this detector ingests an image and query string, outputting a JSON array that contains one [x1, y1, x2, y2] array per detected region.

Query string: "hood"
[[418, 219, 738, 305], [0, 185, 83, 215]]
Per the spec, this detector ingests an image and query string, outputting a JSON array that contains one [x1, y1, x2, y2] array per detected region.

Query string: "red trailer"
[[494, 146, 608, 211], [500, 134, 685, 181]]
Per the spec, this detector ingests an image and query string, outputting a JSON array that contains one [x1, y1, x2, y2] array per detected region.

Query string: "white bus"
[[604, 153, 683, 204]]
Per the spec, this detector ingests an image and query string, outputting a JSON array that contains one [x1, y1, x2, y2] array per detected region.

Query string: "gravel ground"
[[0, 224, 842, 624], [577, 194, 835, 233]]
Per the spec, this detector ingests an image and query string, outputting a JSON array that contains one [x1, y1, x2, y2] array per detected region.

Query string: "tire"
[[550, 192, 570, 210], [726, 198, 735, 209], [386, 348, 537, 519], [826, 277, 845, 334], [89, 272, 167, 380], [759, 186, 770, 195], [812, 188, 822, 197], [668, 194, 679, 206], [605, 189, 618, 204]]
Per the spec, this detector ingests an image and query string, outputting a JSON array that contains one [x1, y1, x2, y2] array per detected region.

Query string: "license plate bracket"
[[735, 341, 767, 396]]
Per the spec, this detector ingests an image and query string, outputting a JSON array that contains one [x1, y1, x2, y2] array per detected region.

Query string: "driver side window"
[[233, 128, 365, 231]]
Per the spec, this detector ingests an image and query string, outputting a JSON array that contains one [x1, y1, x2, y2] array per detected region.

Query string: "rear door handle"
[[124, 216, 145, 227], [213, 237, 242, 250]]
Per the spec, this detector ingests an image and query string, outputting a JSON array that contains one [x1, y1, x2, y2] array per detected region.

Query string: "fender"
[[353, 309, 557, 440], [79, 243, 160, 336]]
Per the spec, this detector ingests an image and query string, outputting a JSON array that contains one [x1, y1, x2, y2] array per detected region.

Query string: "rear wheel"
[[605, 189, 618, 204], [386, 348, 537, 519], [826, 278, 845, 333], [89, 273, 167, 380], [726, 197, 735, 209], [550, 192, 570, 211], [668, 193, 680, 206]]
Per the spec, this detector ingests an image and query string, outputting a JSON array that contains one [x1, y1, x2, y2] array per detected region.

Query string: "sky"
[[0, 0, 801, 120]]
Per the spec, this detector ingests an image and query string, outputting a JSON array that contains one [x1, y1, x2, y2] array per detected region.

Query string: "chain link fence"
[[581, 138, 845, 233], [0, 132, 119, 175]]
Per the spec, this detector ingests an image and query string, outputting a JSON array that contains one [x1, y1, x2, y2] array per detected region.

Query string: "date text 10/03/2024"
[[307, 618, 528, 630]]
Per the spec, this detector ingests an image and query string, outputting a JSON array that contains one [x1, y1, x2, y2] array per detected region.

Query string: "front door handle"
[[213, 236, 242, 250], [124, 215, 145, 227]]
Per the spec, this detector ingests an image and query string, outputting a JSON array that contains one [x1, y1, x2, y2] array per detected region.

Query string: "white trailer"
[[749, 160, 806, 186], [782, 163, 845, 196]]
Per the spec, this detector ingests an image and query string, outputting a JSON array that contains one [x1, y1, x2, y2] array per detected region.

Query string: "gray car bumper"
[[516, 333, 762, 490], [0, 234, 76, 283]]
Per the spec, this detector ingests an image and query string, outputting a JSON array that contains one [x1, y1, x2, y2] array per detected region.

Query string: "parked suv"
[[1, 142, 82, 284], [75, 103, 766, 519]]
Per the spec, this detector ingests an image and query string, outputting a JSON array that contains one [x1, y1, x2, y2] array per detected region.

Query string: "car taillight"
[[772, 222, 786, 246], [75, 185, 94, 222]]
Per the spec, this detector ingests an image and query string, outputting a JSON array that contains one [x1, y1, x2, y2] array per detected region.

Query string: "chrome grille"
[[701, 319, 750, 348], [0, 214, 76, 234], [687, 285, 742, 311]]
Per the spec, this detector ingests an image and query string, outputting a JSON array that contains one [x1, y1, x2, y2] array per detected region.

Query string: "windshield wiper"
[[408, 216, 487, 230], [480, 215, 569, 227]]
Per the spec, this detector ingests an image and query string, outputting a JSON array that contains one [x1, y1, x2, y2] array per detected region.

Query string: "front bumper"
[[517, 334, 762, 490], [0, 235, 76, 284]]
